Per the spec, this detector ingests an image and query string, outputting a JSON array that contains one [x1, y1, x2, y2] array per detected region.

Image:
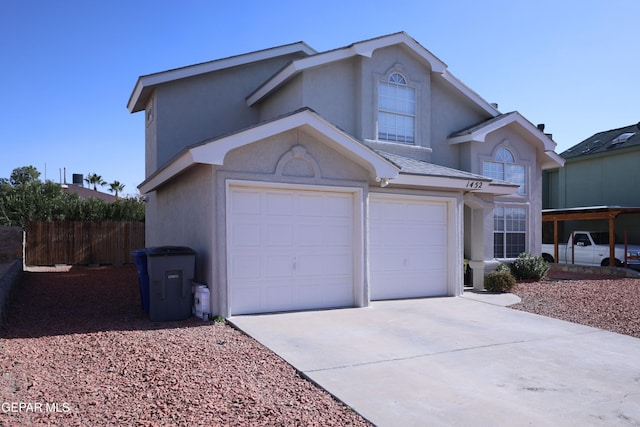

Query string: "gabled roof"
[[63, 184, 118, 202], [561, 123, 640, 160], [447, 111, 565, 169], [138, 108, 399, 194], [245, 32, 500, 116], [127, 42, 316, 113]]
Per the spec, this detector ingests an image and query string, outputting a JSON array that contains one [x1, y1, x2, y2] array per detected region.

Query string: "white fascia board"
[[440, 71, 501, 117], [191, 110, 399, 179], [128, 42, 316, 113], [350, 32, 447, 73], [389, 174, 518, 195], [247, 49, 358, 106], [542, 150, 565, 169], [247, 33, 448, 107], [138, 151, 194, 194], [139, 110, 399, 192], [448, 113, 558, 153]]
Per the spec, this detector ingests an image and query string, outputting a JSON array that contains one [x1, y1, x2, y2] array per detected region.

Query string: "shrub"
[[510, 252, 549, 281], [484, 271, 516, 293], [494, 263, 512, 274]]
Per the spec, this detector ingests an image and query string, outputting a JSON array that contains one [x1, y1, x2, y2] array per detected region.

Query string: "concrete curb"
[[461, 291, 522, 306]]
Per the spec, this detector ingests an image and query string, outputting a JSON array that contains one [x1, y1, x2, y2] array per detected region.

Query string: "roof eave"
[[128, 42, 317, 113], [389, 173, 519, 195], [138, 109, 399, 193], [542, 151, 565, 169], [448, 112, 559, 153], [246, 32, 449, 107]]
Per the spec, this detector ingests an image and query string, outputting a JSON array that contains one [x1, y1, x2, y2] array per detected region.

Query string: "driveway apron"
[[230, 296, 640, 426]]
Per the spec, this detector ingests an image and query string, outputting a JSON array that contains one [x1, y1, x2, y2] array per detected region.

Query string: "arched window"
[[483, 148, 525, 195], [483, 147, 528, 258], [378, 72, 416, 144]]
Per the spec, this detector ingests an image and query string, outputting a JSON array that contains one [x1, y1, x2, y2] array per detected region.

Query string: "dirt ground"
[[0, 266, 371, 426]]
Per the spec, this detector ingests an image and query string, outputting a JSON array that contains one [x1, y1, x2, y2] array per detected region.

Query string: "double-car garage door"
[[227, 184, 449, 315]]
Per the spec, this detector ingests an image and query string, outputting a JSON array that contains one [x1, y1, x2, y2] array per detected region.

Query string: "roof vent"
[[537, 124, 545, 132], [609, 132, 635, 147]]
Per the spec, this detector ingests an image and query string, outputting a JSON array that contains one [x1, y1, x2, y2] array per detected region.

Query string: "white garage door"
[[369, 194, 448, 300], [228, 185, 355, 315]]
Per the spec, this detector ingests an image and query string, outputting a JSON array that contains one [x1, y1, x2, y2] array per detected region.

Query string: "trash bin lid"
[[131, 248, 147, 257], [145, 246, 196, 257]]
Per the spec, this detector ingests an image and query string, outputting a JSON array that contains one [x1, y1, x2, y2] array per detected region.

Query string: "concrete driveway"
[[230, 294, 640, 426]]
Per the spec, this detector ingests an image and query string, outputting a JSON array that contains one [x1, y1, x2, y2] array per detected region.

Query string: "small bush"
[[484, 271, 516, 293], [494, 263, 512, 274], [510, 252, 549, 281]]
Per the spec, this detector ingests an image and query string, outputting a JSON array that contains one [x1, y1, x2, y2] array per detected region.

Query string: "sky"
[[1, 0, 638, 197]]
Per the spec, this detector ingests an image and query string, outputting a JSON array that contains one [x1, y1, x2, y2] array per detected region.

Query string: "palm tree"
[[85, 173, 106, 191], [108, 181, 125, 199]]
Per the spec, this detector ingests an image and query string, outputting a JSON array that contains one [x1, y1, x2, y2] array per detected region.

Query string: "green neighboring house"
[[543, 122, 640, 242]]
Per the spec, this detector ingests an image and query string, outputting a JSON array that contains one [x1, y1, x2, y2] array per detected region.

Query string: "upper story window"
[[483, 148, 526, 195], [378, 72, 416, 144]]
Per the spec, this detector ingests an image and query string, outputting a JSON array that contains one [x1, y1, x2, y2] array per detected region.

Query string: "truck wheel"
[[542, 254, 554, 263], [601, 258, 623, 267]]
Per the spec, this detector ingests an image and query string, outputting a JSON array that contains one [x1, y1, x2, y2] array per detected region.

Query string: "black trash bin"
[[145, 246, 196, 321], [131, 248, 150, 312]]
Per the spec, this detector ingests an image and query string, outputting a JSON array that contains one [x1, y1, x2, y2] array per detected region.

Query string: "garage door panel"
[[324, 195, 353, 217], [229, 255, 261, 279], [231, 190, 262, 214], [231, 223, 262, 246], [297, 224, 324, 246], [370, 196, 449, 300], [296, 194, 325, 216], [370, 252, 405, 272], [325, 225, 352, 246], [324, 253, 353, 275], [265, 285, 295, 310], [266, 192, 294, 216], [296, 254, 324, 276], [265, 255, 295, 278], [266, 224, 294, 246], [229, 185, 356, 315]]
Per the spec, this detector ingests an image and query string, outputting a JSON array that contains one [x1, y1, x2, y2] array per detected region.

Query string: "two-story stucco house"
[[128, 32, 564, 317]]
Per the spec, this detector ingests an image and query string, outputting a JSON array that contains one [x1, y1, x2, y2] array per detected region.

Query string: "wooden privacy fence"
[[25, 221, 145, 266]]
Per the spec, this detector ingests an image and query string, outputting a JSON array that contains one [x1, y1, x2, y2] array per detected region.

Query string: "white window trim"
[[481, 146, 528, 196], [376, 70, 418, 145], [493, 203, 529, 260]]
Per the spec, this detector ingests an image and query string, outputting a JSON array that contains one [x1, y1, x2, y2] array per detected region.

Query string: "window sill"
[[364, 139, 433, 154]]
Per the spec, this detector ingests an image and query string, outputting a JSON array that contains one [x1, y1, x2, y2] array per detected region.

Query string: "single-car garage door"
[[369, 194, 448, 300], [227, 184, 356, 315]]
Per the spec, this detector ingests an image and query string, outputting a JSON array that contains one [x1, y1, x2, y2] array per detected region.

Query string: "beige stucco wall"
[[150, 164, 215, 288], [256, 45, 496, 174], [147, 53, 306, 176], [149, 129, 373, 316], [431, 78, 490, 169], [465, 125, 544, 258]]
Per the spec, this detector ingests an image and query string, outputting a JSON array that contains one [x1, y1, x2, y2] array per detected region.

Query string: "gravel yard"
[[511, 275, 640, 339], [2, 266, 640, 426], [0, 266, 370, 426]]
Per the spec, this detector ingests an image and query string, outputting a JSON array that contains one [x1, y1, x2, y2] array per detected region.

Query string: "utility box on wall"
[[145, 246, 196, 321]]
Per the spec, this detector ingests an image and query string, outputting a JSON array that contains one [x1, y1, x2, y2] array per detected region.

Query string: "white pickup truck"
[[541, 231, 640, 269]]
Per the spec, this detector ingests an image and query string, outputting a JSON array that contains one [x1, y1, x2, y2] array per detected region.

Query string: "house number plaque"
[[465, 181, 484, 189]]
